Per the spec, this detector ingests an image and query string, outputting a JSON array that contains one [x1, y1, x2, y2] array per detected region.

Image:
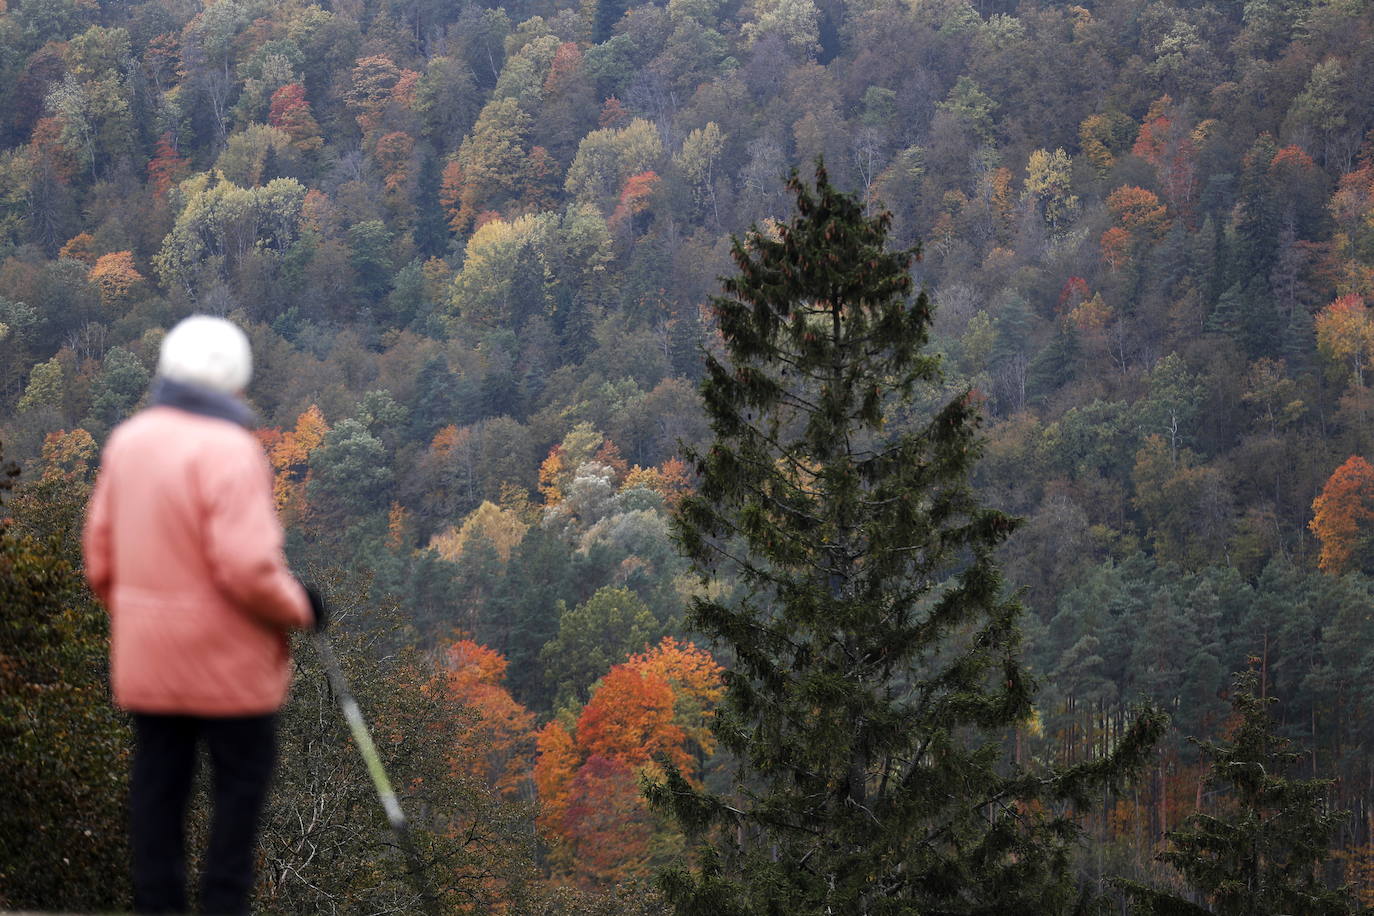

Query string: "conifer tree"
[[413, 152, 450, 258], [648, 165, 1164, 914], [1118, 669, 1353, 916]]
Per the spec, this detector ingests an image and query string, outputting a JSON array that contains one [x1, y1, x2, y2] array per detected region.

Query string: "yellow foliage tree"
[[267, 405, 328, 522], [385, 502, 410, 551], [88, 251, 143, 308], [621, 457, 694, 506], [429, 500, 528, 563], [1316, 295, 1374, 388], [41, 429, 97, 481], [539, 447, 566, 505]]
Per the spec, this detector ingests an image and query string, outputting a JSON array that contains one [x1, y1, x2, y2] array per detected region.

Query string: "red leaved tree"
[[268, 83, 322, 152]]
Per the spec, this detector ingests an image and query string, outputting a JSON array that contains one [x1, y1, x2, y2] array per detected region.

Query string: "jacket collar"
[[149, 376, 257, 429]]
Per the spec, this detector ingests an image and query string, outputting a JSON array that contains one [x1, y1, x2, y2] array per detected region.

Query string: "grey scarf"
[[149, 376, 257, 429]]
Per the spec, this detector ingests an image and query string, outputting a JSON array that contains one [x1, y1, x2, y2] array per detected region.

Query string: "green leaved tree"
[[0, 442, 131, 913], [1117, 668, 1354, 916], [648, 165, 1164, 914]]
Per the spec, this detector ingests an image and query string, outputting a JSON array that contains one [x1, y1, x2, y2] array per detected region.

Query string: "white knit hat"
[[157, 315, 253, 394]]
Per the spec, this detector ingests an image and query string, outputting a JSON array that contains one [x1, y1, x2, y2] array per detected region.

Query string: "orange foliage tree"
[[594, 439, 629, 483], [40, 428, 98, 481], [267, 405, 328, 523], [574, 665, 686, 772], [521, 146, 561, 211], [1311, 455, 1374, 573], [1337, 839, 1374, 909], [385, 502, 411, 551], [58, 232, 96, 263], [1107, 185, 1170, 236], [1330, 156, 1374, 297], [538, 445, 566, 505], [1132, 95, 1198, 219], [439, 159, 465, 232], [533, 720, 579, 831], [374, 130, 415, 198], [30, 116, 79, 183], [543, 42, 584, 97], [608, 170, 659, 231], [345, 55, 402, 140], [1100, 225, 1132, 270], [533, 637, 722, 887], [598, 97, 631, 129], [622, 636, 723, 760], [558, 756, 657, 885], [88, 251, 143, 308], [441, 639, 536, 800], [146, 133, 190, 197], [1100, 186, 1169, 271]]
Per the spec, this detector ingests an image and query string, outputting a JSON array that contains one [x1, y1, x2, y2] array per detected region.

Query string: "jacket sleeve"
[[82, 465, 114, 607], [199, 436, 313, 631]]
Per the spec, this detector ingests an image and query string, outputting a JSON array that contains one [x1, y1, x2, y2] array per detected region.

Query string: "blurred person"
[[82, 315, 325, 915]]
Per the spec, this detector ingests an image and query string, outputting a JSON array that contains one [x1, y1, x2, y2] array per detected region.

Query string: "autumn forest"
[[5, 0, 1374, 911]]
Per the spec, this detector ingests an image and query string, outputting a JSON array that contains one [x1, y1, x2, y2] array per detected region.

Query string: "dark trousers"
[[130, 713, 277, 915]]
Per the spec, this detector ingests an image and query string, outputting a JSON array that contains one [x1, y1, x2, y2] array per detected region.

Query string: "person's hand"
[[303, 585, 328, 632]]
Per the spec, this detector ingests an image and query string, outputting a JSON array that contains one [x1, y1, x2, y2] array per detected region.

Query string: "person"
[[82, 315, 325, 915]]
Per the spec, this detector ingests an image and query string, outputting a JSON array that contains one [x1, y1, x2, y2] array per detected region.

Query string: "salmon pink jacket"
[[83, 402, 313, 715]]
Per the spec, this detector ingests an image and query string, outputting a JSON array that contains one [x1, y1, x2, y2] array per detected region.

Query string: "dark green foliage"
[[15, 0, 87, 53], [385, 258, 428, 329], [308, 418, 393, 517], [349, 219, 395, 304], [1028, 321, 1079, 403], [592, 0, 629, 44], [0, 444, 132, 912], [554, 286, 596, 363], [478, 336, 523, 419], [1117, 669, 1354, 915], [83, 346, 150, 436], [412, 152, 450, 258], [541, 584, 660, 707], [509, 241, 551, 332], [480, 525, 576, 709], [409, 353, 460, 442], [649, 166, 1165, 914]]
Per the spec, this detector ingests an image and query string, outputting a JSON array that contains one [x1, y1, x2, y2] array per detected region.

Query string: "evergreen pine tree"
[[480, 526, 575, 710], [554, 286, 596, 363], [409, 354, 458, 442], [647, 165, 1165, 914], [593, 0, 629, 43], [1027, 320, 1079, 403], [413, 152, 450, 258], [259, 142, 283, 184], [1117, 669, 1354, 916]]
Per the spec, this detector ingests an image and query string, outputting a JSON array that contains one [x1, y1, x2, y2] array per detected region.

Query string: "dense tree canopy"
[[5, 0, 1374, 907]]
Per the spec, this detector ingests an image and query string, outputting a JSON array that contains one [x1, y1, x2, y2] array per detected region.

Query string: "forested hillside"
[[5, 0, 1374, 909]]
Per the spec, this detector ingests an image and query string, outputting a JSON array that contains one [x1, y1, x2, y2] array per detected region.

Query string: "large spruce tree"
[[649, 165, 1164, 914]]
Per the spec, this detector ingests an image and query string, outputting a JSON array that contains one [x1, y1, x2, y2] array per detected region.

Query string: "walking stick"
[[310, 630, 443, 916]]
